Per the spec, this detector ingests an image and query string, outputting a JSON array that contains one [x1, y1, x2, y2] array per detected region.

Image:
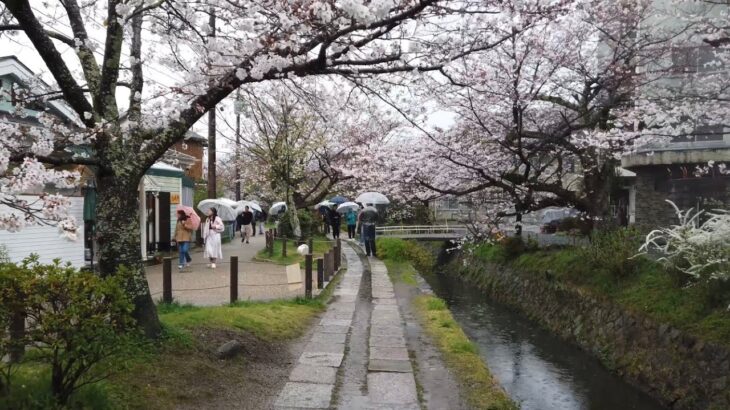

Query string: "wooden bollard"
[[317, 257, 324, 289], [335, 238, 342, 270], [305, 254, 313, 299], [230, 256, 239, 304], [282, 236, 287, 257], [268, 230, 274, 257], [163, 257, 173, 303], [326, 251, 334, 281]]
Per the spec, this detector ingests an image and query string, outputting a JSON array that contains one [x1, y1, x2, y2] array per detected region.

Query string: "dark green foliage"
[[501, 236, 526, 260], [376, 238, 435, 274], [580, 227, 643, 280], [297, 209, 314, 239], [0, 258, 138, 406]]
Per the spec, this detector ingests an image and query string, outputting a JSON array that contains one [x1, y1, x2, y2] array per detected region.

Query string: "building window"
[[671, 46, 724, 73]]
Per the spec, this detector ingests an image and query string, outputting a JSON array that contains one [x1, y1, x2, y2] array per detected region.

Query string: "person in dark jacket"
[[329, 206, 341, 239], [236, 206, 254, 244]]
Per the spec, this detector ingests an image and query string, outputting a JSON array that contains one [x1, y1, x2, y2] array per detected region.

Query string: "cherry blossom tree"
[[0, 0, 533, 335], [361, 0, 728, 231]]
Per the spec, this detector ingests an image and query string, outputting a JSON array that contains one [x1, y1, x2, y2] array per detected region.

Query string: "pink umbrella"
[[176, 205, 201, 230]]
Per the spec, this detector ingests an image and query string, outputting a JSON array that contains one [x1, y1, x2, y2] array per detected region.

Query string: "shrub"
[[639, 201, 730, 307], [501, 236, 526, 260], [580, 227, 642, 280], [297, 209, 314, 239], [376, 238, 435, 274], [0, 258, 138, 406]]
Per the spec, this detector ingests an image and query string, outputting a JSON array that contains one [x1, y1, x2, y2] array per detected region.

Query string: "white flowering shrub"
[[639, 201, 730, 284]]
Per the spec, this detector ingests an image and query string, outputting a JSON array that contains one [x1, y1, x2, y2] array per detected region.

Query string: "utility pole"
[[234, 89, 242, 201], [206, 8, 217, 199]]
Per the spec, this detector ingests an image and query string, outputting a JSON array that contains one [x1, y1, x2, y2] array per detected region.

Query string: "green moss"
[[383, 260, 419, 285], [414, 295, 517, 410]]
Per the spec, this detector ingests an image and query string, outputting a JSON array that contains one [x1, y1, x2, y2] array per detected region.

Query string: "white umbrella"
[[337, 201, 360, 214], [197, 199, 238, 221], [269, 201, 288, 216], [217, 197, 239, 209], [236, 200, 262, 213], [313, 200, 334, 210], [356, 192, 390, 205]]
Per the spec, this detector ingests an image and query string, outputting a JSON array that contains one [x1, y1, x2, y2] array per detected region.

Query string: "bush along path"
[[274, 241, 507, 409]]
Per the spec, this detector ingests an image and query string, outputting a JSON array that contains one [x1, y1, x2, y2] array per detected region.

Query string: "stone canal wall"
[[455, 256, 730, 410]]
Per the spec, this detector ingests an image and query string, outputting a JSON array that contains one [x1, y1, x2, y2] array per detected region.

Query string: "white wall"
[[0, 196, 86, 267]]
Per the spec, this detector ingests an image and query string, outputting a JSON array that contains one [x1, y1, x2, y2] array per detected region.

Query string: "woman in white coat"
[[203, 207, 224, 268]]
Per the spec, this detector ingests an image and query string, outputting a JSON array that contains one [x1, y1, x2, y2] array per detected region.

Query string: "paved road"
[[275, 243, 420, 409], [145, 234, 306, 306]]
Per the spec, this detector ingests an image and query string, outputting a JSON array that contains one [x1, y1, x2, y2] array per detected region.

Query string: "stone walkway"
[[275, 243, 419, 409]]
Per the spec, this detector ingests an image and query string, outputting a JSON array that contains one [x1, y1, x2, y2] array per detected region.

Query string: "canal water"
[[422, 261, 666, 410]]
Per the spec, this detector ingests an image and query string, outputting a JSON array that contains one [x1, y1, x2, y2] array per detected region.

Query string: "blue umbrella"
[[329, 195, 348, 205]]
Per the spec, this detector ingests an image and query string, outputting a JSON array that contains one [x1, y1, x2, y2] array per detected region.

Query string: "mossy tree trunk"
[[95, 169, 161, 338]]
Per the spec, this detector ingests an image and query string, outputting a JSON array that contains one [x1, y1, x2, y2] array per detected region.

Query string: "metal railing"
[[376, 224, 468, 237]]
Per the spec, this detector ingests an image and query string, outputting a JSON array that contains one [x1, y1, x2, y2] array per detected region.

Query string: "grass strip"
[[413, 295, 517, 410], [255, 235, 333, 267]]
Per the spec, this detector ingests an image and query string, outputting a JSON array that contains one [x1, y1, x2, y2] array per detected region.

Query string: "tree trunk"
[[95, 173, 161, 338]]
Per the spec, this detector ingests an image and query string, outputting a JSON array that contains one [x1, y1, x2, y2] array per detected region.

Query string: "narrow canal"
[[422, 257, 667, 410]]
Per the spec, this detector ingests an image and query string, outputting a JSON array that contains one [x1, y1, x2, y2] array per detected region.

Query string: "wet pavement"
[[275, 243, 424, 409], [145, 234, 308, 305]]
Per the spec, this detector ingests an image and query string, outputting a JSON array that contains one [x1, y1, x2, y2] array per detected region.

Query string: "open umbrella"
[[360, 205, 378, 223], [356, 192, 390, 205], [337, 201, 360, 214], [329, 195, 348, 205], [197, 199, 238, 221], [176, 205, 201, 230], [313, 200, 334, 210], [269, 201, 288, 216], [236, 200, 262, 213], [217, 197, 239, 209]]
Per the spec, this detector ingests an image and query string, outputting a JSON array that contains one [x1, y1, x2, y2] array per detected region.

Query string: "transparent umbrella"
[[356, 192, 390, 205], [197, 199, 238, 221]]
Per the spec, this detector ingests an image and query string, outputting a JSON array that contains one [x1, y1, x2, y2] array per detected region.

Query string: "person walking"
[[238, 206, 254, 244], [346, 209, 357, 239], [360, 204, 378, 257], [174, 210, 193, 270], [203, 208, 224, 268], [257, 209, 267, 235], [329, 206, 341, 239]]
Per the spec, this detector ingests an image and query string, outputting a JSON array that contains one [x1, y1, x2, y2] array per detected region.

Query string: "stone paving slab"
[[289, 364, 338, 384], [304, 341, 346, 355], [314, 324, 350, 334], [309, 332, 347, 344], [368, 372, 419, 405], [277, 244, 362, 410], [370, 325, 405, 337], [370, 346, 410, 361], [299, 352, 345, 367], [319, 318, 352, 327], [275, 382, 333, 409], [368, 359, 413, 373], [321, 312, 355, 320], [369, 334, 407, 348]]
